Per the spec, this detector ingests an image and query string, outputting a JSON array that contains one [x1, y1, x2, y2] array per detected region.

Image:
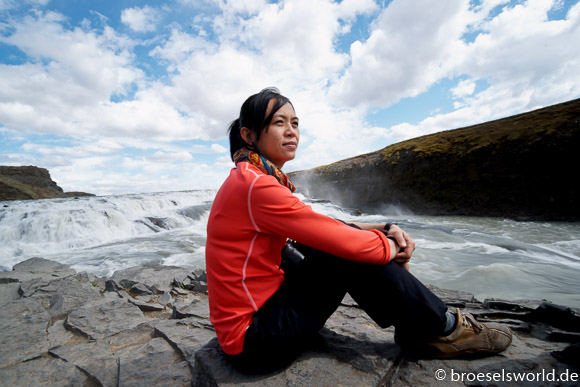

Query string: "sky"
[[1, 0, 579, 196]]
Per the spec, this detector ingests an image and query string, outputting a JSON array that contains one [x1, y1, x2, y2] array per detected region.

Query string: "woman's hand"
[[350, 221, 415, 271], [387, 224, 415, 258], [387, 225, 415, 271]]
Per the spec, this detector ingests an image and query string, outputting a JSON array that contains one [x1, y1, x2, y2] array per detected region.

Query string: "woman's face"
[[254, 100, 299, 169]]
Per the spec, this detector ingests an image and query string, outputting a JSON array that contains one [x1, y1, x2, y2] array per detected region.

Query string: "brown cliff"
[[290, 98, 580, 220], [0, 166, 93, 201]]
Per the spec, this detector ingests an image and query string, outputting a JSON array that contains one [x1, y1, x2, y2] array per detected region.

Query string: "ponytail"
[[228, 118, 243, 161]]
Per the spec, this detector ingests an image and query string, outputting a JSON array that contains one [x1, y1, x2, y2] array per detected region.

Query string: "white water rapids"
[[1, 190, 579, 308]]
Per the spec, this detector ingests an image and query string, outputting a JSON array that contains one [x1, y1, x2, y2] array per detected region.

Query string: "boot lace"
[[462, 313, 484, 333]]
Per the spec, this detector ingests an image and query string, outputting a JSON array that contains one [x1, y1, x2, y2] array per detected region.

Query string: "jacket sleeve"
[[248, 175, 392, 264]]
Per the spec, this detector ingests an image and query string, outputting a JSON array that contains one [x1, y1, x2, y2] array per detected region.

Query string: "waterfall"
[[0, 190, 215, 269]]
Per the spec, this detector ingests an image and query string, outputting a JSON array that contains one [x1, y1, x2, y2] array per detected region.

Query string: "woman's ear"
[[240, 127, 255, 147]]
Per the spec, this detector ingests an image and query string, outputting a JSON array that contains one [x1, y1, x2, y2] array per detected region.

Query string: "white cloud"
[[145, 0, 380, 159], [147, 150, 193, 162], [121, 5, 160, 33], [44, 147, 231, 195], [0, 12, 139, 96], [59, 155, 229, 195], [21, 140, 122, 157], [216, 0, 267, 16], [323, 0, 580, 147], [236, 0, 350, 82], [211, 143, 227, 153], [0, 12, 213, 141], [0, 12, 146, 137], [335, 0, 378, 20], [452, 79, 476, 99], [149, 27, 212, 65], [330, 0, 473, 107], [1, 0, 579, 194], [156, 47, 269, 140], [389, 79, 566, 144], [457, 0, 580, 108]]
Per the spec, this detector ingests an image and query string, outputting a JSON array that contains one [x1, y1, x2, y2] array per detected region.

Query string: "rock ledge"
[[1, 258, 578, 386]]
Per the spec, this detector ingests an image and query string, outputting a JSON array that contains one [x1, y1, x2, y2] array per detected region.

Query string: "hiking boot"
[[427, 308, 512, 358]]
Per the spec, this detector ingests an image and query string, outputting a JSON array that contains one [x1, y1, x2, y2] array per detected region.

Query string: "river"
[[1, 190, 579, 307]]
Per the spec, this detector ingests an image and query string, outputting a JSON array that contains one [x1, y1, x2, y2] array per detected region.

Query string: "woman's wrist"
[[384, 222, 398, 232], [386, 235, 404, 254], [386, 235, 398, 255]]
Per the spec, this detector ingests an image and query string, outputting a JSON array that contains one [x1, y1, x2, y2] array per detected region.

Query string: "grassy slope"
[[0, 168, 79, 201], [0, 176, 39, 200], [380, 98, 577, 161], [292, 98, 580, 220]]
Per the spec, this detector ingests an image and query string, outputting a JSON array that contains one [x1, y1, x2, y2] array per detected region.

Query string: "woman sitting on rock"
[[205, 87, 512, 373]]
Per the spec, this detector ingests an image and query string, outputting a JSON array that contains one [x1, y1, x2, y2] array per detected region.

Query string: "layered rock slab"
[[1, 257, 579, 387]]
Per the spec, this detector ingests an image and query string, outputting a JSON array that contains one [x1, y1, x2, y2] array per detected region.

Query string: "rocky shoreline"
[[1, 258, 579, 386]]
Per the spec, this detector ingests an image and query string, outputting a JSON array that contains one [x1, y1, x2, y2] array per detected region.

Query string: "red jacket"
[[205, 162, 392, 354]]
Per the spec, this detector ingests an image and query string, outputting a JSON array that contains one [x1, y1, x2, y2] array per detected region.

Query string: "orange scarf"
[[233, 147, 296, 192]]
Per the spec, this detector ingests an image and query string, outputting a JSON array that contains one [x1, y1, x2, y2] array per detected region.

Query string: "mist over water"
[[1, 191, 579, 308], [0, 191, 213, 276]]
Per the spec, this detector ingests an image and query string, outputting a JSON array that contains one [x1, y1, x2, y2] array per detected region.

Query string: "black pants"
[[227, 244, 448, 374]]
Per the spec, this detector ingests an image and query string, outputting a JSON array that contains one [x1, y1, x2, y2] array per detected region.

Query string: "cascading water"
[[0, 190, 215, 275]]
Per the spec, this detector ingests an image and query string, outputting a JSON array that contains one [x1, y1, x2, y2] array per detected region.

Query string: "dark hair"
[[228, 87, 292, 160]]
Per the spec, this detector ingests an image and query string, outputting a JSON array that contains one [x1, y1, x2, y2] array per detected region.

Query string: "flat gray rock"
[[0, 282, 21, 306], [122, 292, 165, 312], [117, 337, 191, 387], [0, 297, 51, 369], [153, 317, 216, 360], [49, 340, 118, 387], [28, 276, 102, 320], [172, 297, 210, 319], [64, 298, 146, 340], [110, 264, 191, 291], [12, 257, 73, 274], [194, 334, 397, 387], [0, 257, 76, 284], [0, 355, 91, 386]]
